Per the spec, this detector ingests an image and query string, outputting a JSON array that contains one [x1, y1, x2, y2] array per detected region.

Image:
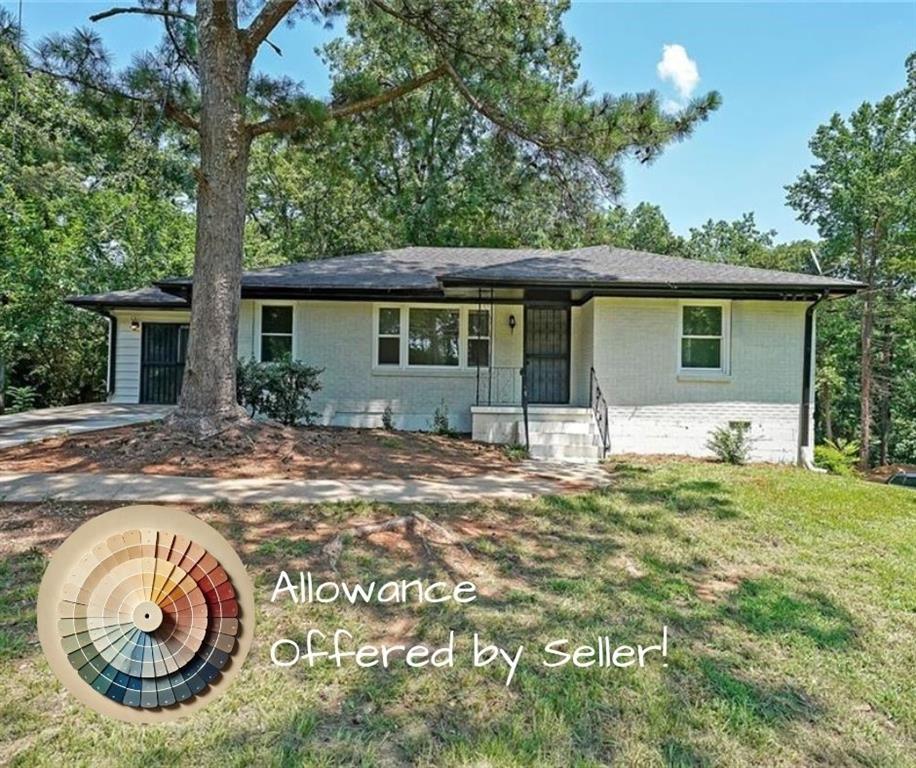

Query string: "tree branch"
[[249, 63, 447, 136], [244, 0, 298, 56], [164, 99, 200, 131], [89, 5, 194, 23], [440, 59, 555, 151], [27, 63, 199, 132]]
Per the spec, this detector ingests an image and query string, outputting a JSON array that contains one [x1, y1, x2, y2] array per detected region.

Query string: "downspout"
[[798, 291, 828, 469], [103, 311, 117, 400]]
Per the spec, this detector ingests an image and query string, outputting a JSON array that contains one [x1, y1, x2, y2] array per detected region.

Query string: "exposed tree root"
[[161, 404, 252, 441], [321, 512, 470, 572]]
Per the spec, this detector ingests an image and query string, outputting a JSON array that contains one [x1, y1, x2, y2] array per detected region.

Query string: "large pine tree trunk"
[[859, 294, 874, 469], [821, 378, 834, 442], [170, 0, 251, 435]]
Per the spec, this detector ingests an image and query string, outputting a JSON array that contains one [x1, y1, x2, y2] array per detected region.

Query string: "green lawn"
[[1, 460, 914, 766]]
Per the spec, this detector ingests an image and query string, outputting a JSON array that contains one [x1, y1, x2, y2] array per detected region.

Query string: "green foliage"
[[431, 399, 454, 436], [706, 423, 753, 465], [236, 358, 323, 426], [0, 42, 195, 408], [787, 55, 916, 465], [814, 439, 860, 476], [681, 213, 777, 266], [5, 385, 38, 413], [502, 443, 530, 462], [602, 203, 680, 254]]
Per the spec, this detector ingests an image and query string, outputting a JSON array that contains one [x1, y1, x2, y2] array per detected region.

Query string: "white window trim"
[[677, 299, 731, 377], [372, 303, 491, 372], [254, 300, 297, 363]]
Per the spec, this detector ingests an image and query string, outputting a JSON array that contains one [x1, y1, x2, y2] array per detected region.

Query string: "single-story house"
[[68, 246, 861, 462]]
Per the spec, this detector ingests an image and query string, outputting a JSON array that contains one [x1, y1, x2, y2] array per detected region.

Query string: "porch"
[[467, 296, 609, 461]]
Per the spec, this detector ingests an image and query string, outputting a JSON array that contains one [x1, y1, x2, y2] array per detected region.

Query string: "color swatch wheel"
[[38, 506, 254, 723]]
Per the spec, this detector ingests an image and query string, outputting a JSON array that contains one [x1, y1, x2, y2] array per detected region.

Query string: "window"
[[680, 303, 726, 371], [260, 305, 293, 362], [408, 308, 459, 366], [377, 307, 401, 366], [468, 309, 490, 367]]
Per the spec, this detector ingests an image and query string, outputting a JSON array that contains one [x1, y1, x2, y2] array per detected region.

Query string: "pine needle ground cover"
[[1, 460, 913, 766]]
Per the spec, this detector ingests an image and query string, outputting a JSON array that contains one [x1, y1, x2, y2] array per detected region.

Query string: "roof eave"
[[439, 277, 863, 299]]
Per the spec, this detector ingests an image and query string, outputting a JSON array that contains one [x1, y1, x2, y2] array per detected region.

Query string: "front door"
[[524, 306, 570, 404], [140, 323, 189, 404]]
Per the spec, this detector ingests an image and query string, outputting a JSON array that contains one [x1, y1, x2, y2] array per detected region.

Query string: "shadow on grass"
[[698, 657, 823, 727], [725, 578, 857, 649], [0, 548, 45, 661]]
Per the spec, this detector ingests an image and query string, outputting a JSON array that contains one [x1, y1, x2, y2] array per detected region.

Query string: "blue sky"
[[7, 1, 915, 242]]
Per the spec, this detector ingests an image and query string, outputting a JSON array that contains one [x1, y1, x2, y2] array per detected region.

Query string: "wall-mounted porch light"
[[508, 314, 517, 333], [130, 318, 140, 332]]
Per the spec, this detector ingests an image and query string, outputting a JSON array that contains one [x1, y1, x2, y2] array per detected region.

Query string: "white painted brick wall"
[[607, 402, 799, 463], [110, 296, 810, 462], [591, 298, 807, 463]]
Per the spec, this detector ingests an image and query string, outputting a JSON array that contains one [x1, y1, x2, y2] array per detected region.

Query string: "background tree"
[[0, 36, 194, 407], [30, 0, 719, 435], [602, 202, 680, 254], [787, 55, 916, 467], [680, 213, 776, 266]]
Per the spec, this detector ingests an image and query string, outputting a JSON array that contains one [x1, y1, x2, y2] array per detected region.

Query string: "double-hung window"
[[377, 307, 401, 366], [680, 302, 729, 372], [375, 305, 489, 369], [467, 309, 490, 367], [260, 305, 293, 362]]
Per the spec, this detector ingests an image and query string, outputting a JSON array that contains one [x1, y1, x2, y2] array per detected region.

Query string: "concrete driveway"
[[0, 403, 171, 449]]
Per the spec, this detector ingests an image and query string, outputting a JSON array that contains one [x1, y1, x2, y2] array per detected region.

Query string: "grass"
[[0, 460, 914, 766]]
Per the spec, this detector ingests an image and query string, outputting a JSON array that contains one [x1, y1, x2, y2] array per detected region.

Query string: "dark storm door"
[[524, 306, 570, 404], [140, 323, 189, 404]]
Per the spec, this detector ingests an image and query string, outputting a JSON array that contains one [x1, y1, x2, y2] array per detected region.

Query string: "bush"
[[502, 443, 529, 462], [706, 422, 753, 465], [814, 439, 859, 476], [6, 385, 38, 413], [236, 358, 323, 426], [431, 399, 455, 436], [381, 405, 394, 431]]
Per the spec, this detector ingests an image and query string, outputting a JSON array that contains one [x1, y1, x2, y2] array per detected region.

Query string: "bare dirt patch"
[[0, 422, 523, 481]]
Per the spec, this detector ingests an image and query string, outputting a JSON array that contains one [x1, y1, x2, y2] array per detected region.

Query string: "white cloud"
[[656, 44, 700, 102], [661, 98, 683, 116]]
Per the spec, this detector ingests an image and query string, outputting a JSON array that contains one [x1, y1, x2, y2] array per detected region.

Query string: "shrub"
[[706, 422, 753, 465], [502, 443, 529, 462], [814, 439, 859, 476], [431, 399, 455, 436], [381, 405, 394, 431], [236, 358, 323, 426], [6, 385, 38, 413]]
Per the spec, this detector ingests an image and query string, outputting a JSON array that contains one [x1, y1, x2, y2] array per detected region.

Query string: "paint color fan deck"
[[57, 527, 240, 709]]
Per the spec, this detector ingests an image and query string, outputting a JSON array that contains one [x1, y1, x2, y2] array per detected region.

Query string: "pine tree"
[[28, 0, 719, 435]]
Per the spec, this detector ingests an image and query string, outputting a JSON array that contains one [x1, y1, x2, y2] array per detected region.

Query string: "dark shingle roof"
[[70, 246, 863, 309], [439, 245, 860, 289], [169, 245, 860, 293], [67, 286, 189, 309]]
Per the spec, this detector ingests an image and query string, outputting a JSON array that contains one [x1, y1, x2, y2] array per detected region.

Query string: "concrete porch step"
[[523, 430, 597, 446], [524, 420, 595, 436], [529, 443, 604, 462]]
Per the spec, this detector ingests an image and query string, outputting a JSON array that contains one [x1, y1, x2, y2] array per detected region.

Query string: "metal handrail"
[[476, 366, 523, 406], [520, 365, 530, 452], [589, 366, 610, 457]]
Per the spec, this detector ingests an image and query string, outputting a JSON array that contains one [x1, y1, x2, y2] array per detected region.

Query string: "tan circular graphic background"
[[38, 505, 255, 723]]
